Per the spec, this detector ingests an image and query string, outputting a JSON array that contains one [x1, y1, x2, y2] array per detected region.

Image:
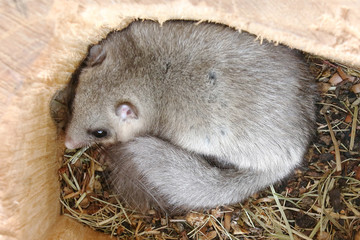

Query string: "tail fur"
[[106, 136, 286, 213]]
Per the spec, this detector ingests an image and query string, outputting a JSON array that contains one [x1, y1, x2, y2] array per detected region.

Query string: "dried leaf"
[[186, 212, 207, 227], [351, 83, 360, 93], [210, 208, 223, 218], [354, 231, 360, 240], [224, 212, 232, 232], [347, 75, 356, 82], [319, 153, 334, 162], [329, 188, 344, 212], [180, 231, 189, 240], [204, 230, 217, 240], [299, 187, 307, 194], [79, 196, 90, 208], [301, 196, 315, 209], [329, 73, 343, 85], [63, 186, 73, 195], [58, 167, 67, 174], [117, 226, 125, 235], [231, 223, 250, 235], [337, 67, 347, 80], [345, 113, 352, 123], [94, 163, 104, 171], [295, 212, 316, 228], [93, 179, 102, 191], [354, 166, 360, 180], [319, 135, 332, 145], [319, 83, 332, 92], [318, 231, 331, 240]]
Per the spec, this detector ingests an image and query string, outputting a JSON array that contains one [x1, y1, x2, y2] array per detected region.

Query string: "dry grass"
[[59, 56, 360, 239]]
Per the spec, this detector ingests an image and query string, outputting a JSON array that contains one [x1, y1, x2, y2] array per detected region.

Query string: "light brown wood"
[[44, 217, 112, 240], [0, 0, 359, 239]]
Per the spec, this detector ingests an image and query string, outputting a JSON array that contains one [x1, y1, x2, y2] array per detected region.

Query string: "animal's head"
[[64, 42, 145, 149]]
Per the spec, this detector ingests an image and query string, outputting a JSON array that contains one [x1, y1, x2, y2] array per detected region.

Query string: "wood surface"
[[0, 0, 359, 239]]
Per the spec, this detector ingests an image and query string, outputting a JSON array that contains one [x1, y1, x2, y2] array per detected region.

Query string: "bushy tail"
[[106, 136, 282, 213]]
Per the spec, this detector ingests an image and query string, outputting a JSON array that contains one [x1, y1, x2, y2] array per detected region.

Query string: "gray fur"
[[63, 20, 316, 213]]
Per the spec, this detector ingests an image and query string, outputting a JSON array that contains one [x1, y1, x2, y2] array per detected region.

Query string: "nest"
[[59, 56, 360, 239]]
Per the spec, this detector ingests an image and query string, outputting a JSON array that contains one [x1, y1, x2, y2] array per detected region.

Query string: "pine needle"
[[270, 185, 294, 240]]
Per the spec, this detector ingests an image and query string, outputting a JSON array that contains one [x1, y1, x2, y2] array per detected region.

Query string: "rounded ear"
[[116, 103, 138, 121], [86, 44, 107, 67]]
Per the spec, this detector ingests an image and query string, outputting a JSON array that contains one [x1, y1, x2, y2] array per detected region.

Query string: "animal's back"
[[113, 21, 315, 171]]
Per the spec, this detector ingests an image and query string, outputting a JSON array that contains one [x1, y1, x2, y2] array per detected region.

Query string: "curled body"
[[58, 20, 316, 213]]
